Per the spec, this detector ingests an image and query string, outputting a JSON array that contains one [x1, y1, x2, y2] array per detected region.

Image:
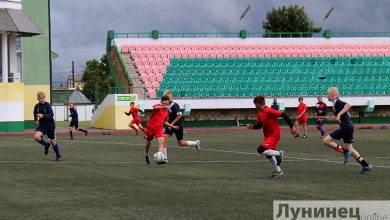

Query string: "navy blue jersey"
[[271, 102, 279, 110], [332, 98, 353, 128], [69, 107, 78, 123], [34, 102, 55, 129], [315, 102, 328, 117], [167, 101, 183, 126]]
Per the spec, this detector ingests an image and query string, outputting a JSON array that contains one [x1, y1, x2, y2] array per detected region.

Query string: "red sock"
[[334, 145, 348, 154], [140, 127, 146, 134], [130, 125, 139, 132]]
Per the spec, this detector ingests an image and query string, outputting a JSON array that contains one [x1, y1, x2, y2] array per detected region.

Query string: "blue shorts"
[[330, 127, 354, 144], [316, 118, 325, 127], [35, 127, 56, 140], [164, 125, 184, 141], [69, 121, 79, 129]]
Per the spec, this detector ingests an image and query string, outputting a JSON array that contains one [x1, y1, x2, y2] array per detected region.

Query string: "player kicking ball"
[[33, 92, 62, 161], [144, 96, 178, 164], [320, 87, 372, 174], [247, 96, 297, 178], [68, 103, 88, 140], [162, 90, 200, 163], [124, 101, 146, 136]]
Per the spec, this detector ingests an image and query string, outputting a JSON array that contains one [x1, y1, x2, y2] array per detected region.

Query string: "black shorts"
[[164, 125, 184, 141], [330, 127, 354, 144], [35, 127, 56, 140], [70, 121, 79, 129], [316, 118, 325, 127]]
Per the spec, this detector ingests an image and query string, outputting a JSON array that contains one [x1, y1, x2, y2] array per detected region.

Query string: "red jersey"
[[129, 107, 140, 121], [297, 103, 307, 117], [257, 106, 282, 138], [146, 104, 168, 130]]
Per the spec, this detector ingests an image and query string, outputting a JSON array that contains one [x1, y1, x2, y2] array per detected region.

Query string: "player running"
[[144, 96, 178, 164], [314, 96, 328, 139], [33, 92, 62, 161], [163, 90, 200, 163], [320, 87, 372, 174], [68, 103, 88, 140], [294, 97, 308, 138], [124, 101, 146, 136], [247, 96, 297, 178]]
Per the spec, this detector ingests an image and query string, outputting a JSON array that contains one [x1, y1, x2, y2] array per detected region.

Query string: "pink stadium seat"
[[148, 90, 157, 99]]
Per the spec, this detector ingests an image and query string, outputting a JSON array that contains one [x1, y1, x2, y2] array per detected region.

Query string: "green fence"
[[113, 31, 390, 39]]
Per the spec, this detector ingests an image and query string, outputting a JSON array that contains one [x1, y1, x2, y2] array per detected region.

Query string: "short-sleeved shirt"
[[167, 101, 182, 126], [257, 106, 282, 138], [297, 103, 307, 117], [129, 107, 140, 121], [315, 102, 328, 117], [332, 98, 354, 129], [146, 104, 168, 130]]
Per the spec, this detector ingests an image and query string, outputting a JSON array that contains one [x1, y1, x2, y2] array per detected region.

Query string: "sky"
[[50, 0, 390, 84]]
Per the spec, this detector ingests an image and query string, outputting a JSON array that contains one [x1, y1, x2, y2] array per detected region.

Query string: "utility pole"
[[72, 60, 75, 88]]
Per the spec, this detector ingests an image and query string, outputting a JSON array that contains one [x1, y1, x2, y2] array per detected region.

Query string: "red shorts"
[[131, 118, 141, 125], [295, 116, 307, 124], [261, 135, 281, 150], [145, 128, 164, 141]]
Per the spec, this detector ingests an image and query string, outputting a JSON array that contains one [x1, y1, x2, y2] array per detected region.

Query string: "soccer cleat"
[[359, 164, 372, 174], [135, 130, 139, 136], [44, 143, 50, 155], [195, 140, 201, 150], [294, 133, 300, 138], [270, 170, 284, 178], [55, 156, 62, 162], [276, 150, 284, 166], [343, 150, 352, 164], [145, 154, 150, 164], [301, 135, 307, 138]]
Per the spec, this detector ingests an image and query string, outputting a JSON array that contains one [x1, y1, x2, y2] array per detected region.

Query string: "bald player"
[[319, 87, 372, 174]]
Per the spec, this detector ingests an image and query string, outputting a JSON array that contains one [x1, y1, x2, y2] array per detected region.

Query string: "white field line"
[[1, 138, 389, 169], [0, 159, 302, 164]]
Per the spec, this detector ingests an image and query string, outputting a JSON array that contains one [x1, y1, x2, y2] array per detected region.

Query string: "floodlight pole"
[[239, 4, 251, 30], [322, 5, 334, 30]]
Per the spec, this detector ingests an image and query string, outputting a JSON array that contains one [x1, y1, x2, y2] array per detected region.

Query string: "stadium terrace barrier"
[[113, 32, 390, 39]]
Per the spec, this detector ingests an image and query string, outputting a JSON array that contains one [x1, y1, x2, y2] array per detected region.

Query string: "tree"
[[262, 5, 322, 37], [82, 55, 114, 103]]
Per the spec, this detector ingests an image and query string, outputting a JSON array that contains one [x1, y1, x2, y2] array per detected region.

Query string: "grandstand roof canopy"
[[0, 8, 41, 36]]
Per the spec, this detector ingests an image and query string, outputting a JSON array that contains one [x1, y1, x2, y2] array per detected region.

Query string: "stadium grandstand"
[[91, 30, 390, 129]]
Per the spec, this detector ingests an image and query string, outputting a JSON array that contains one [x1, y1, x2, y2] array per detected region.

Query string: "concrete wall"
[[22, 0, 51, 128], [52, 105, 94, 122]]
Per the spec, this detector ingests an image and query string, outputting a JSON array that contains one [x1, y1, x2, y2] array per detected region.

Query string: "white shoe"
[[195, 140, 200, 150]]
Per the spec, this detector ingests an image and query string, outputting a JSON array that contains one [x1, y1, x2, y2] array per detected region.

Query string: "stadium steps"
[[123, 55, 147, 99], [108, 47, 132, 93]]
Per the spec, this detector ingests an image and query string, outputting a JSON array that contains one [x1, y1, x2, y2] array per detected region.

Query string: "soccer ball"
[[153, 152, 164, 164]]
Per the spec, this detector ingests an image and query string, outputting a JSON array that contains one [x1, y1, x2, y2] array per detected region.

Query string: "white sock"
[[163, 148, 168, 160], [187, 141, 197, 146], [262, 150, 281, 157], [268, 156, 281, 172]]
